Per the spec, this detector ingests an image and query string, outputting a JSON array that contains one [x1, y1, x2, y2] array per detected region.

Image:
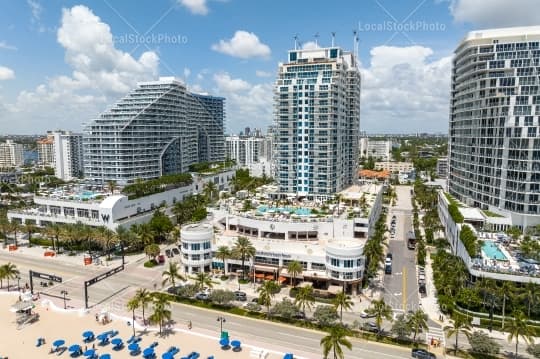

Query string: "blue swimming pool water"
[[482, 241, 507, 261], [75, 191, 97, 200], [257, 205, 311, 216]]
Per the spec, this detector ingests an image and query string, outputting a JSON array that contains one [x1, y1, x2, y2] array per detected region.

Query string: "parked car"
[[411, 348, 436, 358], [364, 322, 379, 333], [386, 253, 393, 260], [172, 248, 180, 256], [195, 292, 209, 301], [165, 249, 172, 258], [158, 254, 166, 264], [360, 310, 375, 318], [234, 291, 247, 301], [293, 312, 306, 319]]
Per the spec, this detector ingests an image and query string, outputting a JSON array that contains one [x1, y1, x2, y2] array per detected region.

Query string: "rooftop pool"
[[257, 205, 312, 216], [482, 241, 507, 261]]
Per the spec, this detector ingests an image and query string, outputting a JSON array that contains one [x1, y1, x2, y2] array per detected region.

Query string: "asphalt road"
[[383, 186, 419, 313]]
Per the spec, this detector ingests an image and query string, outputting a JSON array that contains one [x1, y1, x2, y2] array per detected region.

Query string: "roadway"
[[383, 185, 419, 313], [0, 250, 412, 359]]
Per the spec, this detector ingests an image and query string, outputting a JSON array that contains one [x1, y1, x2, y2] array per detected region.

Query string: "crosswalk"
[[426, 326, 446, 347]]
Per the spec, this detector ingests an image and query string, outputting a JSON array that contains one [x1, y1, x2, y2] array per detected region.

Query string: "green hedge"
[[459, 225, 479, 257]]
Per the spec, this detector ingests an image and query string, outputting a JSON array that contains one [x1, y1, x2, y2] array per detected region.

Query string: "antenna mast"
[[293, 34, 298, 50], [314, 32, 319, 47]]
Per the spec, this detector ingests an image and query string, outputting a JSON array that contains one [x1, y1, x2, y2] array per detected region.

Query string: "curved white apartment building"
[[180, 223, 214, 274]]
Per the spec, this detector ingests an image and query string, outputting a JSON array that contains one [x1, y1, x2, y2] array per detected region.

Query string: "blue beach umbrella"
[[69, 344, 81, 352], [83, 331, 94, 339], [162, 352, 174, 359], [84, 349, 96, 357], [219, 338, 229, 347], [128, 343, 139, 352], [143, 347, 154, 357], [231, 340, 241, 348], [111, 338, 122, 346], [53, 339, 66, 347], [99, 354, 111, 359]]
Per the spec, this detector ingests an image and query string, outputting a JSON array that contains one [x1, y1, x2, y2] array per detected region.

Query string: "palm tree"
[[444, 315, 471, 355], [126, 297, 139, 337], [505, 311, 535, 358], [500, 281, 516, 328], [106, 180, 117, 195], [320, 326, 352, 359], [0, 217, 10, 245], [215, 246, 231, 274], [257, 280, 279, 316], [332, 290, 353, 323], [0, 265, 6, 288], [520, 281, 540, 318], [408, 309, 429, 343], [366, 299, 393, 334], [294, 285, 315, 316], [45, 223, 62, 252], [162, 262, 185, 289], [203, 181, 218, 203], [286, 260, 303, 287], [132, 223, 155, 249], [134, 288, 151, 325], [149, 295, 171, 336], [1, 262, 19, 291], [191, 272, 214, 292], [23, 223, 37, 247], [9, 221, 20, 247], [232, 236, 256, 281], [95, 226, 117, 259]]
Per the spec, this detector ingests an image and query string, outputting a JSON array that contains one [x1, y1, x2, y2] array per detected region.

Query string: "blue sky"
[[0, 0, 539, 134]]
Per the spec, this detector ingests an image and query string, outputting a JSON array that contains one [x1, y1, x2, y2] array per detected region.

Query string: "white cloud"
[[183, 67, 191, 79], [302, 41, 320, 50], [360, 45, 452, 133], [211, 31, 271, 59], [178, 0, 208, 15], [449, 0, 540, 27], [255, 70, 272, 77], [0, 41, 17, 51], [0, 66, 15, 80], [0, 5, 159, 133], [27, 0, 42, 22], [212, 72, 272, 132], [213, 72, 251, 92]]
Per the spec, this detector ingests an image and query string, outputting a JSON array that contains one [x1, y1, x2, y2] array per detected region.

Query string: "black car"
[[386, 253, 393, 260], [172, 247, 180, 256], [234, 291, 247, 301], [411, 348, 436, 358], [165, 249, 172, 258]]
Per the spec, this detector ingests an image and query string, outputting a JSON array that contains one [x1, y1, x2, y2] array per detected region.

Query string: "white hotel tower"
[[83, 77, 225, 185], [274, 44, 361, 198], [449, 26, 540, 229]]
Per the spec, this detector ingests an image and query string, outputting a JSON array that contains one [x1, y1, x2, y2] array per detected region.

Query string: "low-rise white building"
[[375, 161, 414, 173], [180, 223, 213, 274]]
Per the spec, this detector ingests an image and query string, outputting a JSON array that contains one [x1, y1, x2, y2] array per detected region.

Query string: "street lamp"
[[216, 316, 226, 335], [61, 290, 68, 309], [16, 276, 21, 292]]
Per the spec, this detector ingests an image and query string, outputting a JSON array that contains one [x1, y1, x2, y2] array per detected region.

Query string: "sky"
[[1, 0, 540, 135]]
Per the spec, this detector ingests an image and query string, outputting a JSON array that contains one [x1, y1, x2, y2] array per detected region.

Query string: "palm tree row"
[[126, 288, 171, 336], [363, 211, 388, 278], [433, 249, 540, 321]]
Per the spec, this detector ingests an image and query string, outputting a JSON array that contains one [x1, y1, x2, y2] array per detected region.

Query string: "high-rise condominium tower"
[[53, 130, 84, 180], [274, 46, 361, 198], [83, 77, 225, 184], [449, 26, 540, 228]]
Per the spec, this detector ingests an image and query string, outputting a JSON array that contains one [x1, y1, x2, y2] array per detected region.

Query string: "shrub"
[[244, 302, 262, 312], [527, 343, 540, 358], [176, 284, 198, 298], [144, 260, 158, 268], [208, 289, 235, 305], [270, 298, 299, 319], [467, 331, 501, 356], [313, 305, 338, 326]]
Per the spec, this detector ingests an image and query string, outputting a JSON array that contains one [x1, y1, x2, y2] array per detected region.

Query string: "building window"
[[331, 271, 340, 278], [203, 241, 211, 250], [343, 259, 354, 268], [191, 254, 200, 261]]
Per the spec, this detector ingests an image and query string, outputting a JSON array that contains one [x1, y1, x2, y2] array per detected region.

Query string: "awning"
[[264, 274, 274, 280], [10, 301, 34, 312], [254, 265, 278, 272], [327, 285, 343, 295], [277, 276, 287, 283], [255, 273, 265, 279]]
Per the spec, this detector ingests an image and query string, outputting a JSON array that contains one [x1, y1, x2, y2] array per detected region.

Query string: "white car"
[[360, 310, 375, 318]]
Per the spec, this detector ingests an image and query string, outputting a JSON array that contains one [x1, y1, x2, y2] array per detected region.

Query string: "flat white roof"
[[462, 26, 540, 42], [459, 207, 485, 222]]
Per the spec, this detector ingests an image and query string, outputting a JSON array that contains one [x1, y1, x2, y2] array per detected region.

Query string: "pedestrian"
[[95, 313, 98, 322], [188, 320, 192, 330]]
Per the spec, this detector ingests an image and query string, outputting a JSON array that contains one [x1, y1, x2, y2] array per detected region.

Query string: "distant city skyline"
[[1, 0, 540, 134]]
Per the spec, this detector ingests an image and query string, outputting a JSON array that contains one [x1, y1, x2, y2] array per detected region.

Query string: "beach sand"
[[0, 293, 284, 359]]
